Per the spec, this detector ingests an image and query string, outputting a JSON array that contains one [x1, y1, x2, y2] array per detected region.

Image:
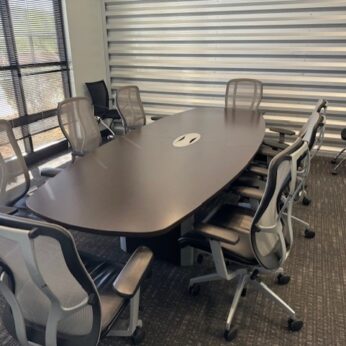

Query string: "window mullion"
[[53, 0, 70, 97], [1, 0, 33, 154]]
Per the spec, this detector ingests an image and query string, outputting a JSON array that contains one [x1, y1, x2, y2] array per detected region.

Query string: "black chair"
[[0, 213, 153, 345], [86, 80, 119, 120], [331, 128, 346, 175], [86, 80, 123, 131]]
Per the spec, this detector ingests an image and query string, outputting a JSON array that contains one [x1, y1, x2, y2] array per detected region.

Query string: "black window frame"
[[0, 0, 71, 165]]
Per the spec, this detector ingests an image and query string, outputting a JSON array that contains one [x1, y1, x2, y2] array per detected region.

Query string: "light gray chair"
[[242, 102, 327, 239], [57, 97, 104, 162], [262, 99, 327, 158], [115, 86, 147, 132], [179, 138, 308, 342], [0, 213, 153, 345], [41, 97, 115, 177], [225, 78, 263, 111], [0, 120, 30, 214], [257, 99, 327, 208]]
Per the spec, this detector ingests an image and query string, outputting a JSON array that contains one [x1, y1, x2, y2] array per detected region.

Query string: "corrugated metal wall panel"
[[103, 0, 346, 155]]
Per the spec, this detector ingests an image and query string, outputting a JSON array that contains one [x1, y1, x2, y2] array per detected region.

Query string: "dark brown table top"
[[27, 107, 265, 236]]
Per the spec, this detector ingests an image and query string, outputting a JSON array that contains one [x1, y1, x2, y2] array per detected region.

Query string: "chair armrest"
[[150, 116, 162, 121], [0, 206, 17, 215], [248, 165, 268, 177], [113, 246, 153, 298], [269, 127, 295, 136], [233, 186, 264, 200], [262, 139, 288, 150], [195, 223, 240, 245], [39, 167, 62, 178]]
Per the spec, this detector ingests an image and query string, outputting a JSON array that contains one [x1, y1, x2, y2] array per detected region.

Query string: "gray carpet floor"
[[0, 156, 345, 345]]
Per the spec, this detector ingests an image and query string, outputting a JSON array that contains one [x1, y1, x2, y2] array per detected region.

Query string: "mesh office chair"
[[0, 120, 30, 214], [262, 100, 327, 157], [179, 139, 308, 342], [225, 79, 263, 111], [331, 128, 346, 175], [0, 213, 153, 345], [242, 102, 326, 239], [115, 86, 147, 133], [86, 81, 120, 120], [258, 99, 327, 207], [58, 97, 105, 162]]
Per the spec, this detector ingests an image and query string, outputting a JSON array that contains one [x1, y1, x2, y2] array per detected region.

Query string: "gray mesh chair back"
[[57, 97, 102, 160], [0, 214, 101, 346], [250, 138, 306, 270], [298, 99, 327, 139], [115, 86, 146, 131], [225, 79, 263, 111], [0, 120, 30, 206]]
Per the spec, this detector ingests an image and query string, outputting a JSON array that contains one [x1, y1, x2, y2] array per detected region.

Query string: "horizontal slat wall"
[[103, 0, 346, 155]]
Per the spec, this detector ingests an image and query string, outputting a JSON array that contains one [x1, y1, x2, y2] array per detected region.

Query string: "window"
[[0, 0, 70, 159]]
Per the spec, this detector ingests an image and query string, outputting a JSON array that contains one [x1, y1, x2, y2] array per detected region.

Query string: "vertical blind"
[[0, 0, 70, 158], [103, 0, 346, 155]]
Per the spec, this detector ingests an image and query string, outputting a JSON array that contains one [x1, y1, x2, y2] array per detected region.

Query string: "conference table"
[[27, 107, 265, 264]]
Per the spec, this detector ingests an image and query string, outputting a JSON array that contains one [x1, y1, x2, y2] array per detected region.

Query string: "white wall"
[[63, 0, 107, 97]]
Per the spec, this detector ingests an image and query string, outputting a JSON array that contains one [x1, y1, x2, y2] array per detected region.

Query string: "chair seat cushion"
[[96, 108, 120, 120], [258, 144, 281, 158], [248, 165, 268, 177], [180, 205, 258, 265], [80, 254, 127, 334], [263, 139, 288, 150]]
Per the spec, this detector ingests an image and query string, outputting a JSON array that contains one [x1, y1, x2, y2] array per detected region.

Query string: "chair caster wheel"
[[288, 318, 303, 332], [241, 288, 247, 297], [224, 326, 238, 341], [331, 159, 337, 164], [302, 196, 311, 206], [304, 228, 315, 239], [132, 327, 145, 344], [331, 170, 338, 175], [189, 284, 200, 296], [197, 254, 204, 264], [277, 273, 290, 285]]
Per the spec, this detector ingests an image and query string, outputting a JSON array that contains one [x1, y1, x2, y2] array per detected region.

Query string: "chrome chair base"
[[188, 267, 303, 342], [331, 147, 346, 175]]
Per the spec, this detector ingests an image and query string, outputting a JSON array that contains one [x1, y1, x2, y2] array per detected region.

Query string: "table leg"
[[180, 215, 194, 266], [120, 237, 127, 252]]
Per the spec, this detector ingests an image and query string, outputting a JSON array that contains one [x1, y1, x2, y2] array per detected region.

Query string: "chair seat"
[[258, 144, 281, 158], [233, 186, 264, 200], [181, 205, 257, 265], [248, 165, 268, 177], [80, 254, 127, 333], [96, 108, 120, 120], [263, 139, 288, 150]]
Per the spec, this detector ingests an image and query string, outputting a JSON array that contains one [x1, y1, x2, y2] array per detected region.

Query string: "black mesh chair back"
[[86, 80, 110, 118], [0, 120, 30, 206], [115, 86, 146, 131], [251, 138, 306, 270], [225, 79, 263, 111], [57, 97, 102, 160], [0, 214, 101, 346]]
